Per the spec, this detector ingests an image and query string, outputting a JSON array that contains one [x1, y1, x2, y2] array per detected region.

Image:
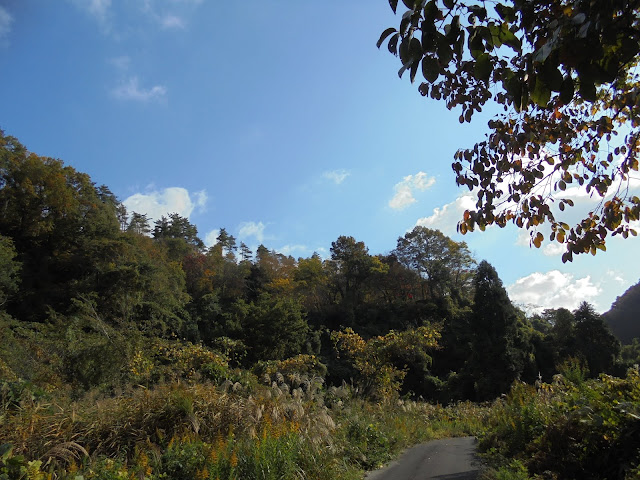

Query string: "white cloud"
[[238, 221, 266, 243], [543, 242, 566, 256], [389, 172, 436, 210], [109, 55, 131, 70], [160, 14, 185, 29], [323, 169, 350, 185], [515, 231, 530, 247], [71, 0, 112, 25], [606, 269, 625, 286], [204, 229, 220, 248], [415, 193, 475, 235], [0, 6, 13, 45], [193, 190, 207, 209], [123, 187, 207, 223], [112, 76, 167, 102], [515, 231, 566, 256], [140, 0, 202, 30], [507, 270, 602, 312]]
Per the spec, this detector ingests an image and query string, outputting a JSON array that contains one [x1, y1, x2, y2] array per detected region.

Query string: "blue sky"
[[1, 0, 638, 313]]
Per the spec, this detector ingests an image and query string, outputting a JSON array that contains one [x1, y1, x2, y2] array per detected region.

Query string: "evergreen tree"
[[127, 212, 151, 236], [573, 302, 620, 376], [467, 260, 527, 400], [216, 228, 237, 258]]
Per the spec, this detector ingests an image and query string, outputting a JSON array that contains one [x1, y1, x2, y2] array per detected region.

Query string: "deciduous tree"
[[379, 0, 640, 260], [393, 226, 475, 300]]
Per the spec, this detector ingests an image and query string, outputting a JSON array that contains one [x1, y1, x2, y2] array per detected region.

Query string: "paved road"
[[365, 436, 481, 480]]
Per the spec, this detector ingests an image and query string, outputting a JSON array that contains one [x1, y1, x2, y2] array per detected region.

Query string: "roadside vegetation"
[[479, 361, 640, 480], [0, 351, 487, 479]]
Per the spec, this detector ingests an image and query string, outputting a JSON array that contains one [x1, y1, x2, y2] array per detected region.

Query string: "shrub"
[[480, 368, 640, 479]]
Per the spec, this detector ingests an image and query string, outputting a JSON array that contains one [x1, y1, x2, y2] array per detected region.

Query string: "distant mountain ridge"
[[604, 280, 640, 344]]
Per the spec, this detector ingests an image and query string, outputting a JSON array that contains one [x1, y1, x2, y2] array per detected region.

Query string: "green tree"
[[467, 260, 528, 400], [547, 307, 578, 361], [0, 235, 20, 307], [329, 236, 385, 304], [379, 0, 640, 259], [239, 242, 252, 262], [154, 213, 204, 249], [0, 132, 121, 319], [294, 253, 331, 316], [239, 294, 310, 363], [573, 301, 620, 375], [332, 324, 441, 400], [393, 226, 475, 301], [216, 227, 237, 259], [127, 212, 151, 235]]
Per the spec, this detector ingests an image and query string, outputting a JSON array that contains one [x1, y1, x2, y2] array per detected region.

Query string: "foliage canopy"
[[379, 0, 640, 261]]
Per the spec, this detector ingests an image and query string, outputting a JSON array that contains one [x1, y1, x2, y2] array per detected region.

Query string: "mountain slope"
[[604, 280, 640, 344]]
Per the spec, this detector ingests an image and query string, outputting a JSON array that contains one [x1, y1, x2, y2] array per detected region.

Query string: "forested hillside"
[[0, 130, 623, 400], [605, 281, 640, 344], [0, 130, 634, 479]]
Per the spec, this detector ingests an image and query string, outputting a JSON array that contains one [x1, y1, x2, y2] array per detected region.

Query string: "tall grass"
[[0, 371, 490, 480]]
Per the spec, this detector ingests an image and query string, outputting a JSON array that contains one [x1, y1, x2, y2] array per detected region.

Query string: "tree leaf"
[[468, 28, 485, 59], [409, 37, 423, 59], [499, 24, 521, 52], [443, 0, 455, 9], [579, 80, 597, 102], [474, 53, 492, 82], [542, 64, 563, 91], [467, 5, 487, 21], [560, 76, 574, 104], [399, 38, 411, 64], [410, 60, 420, 83], [389, 0, 399, 13], [400, 11, 412, 35], [494, 3, 515, 22], [398, 63, 410, 78], [531, 76, 551, 107], [533, 232, 543, 248], [422, 56, 440, 82], [437, 37, 454, 65], [388, 33, 400, 55], [377, 28, 398, 49]]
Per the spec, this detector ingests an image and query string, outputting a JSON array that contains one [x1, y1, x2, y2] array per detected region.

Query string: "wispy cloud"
[[507, 270, 602, 312], [123, 186, 207, 223], [140, 0, 203, 30], [0, 6, 14, 46], [323, 169, 350, 185], [160, 14, 185, 29], [238, 221, 266, 243], [70, 0, 112, 29], [112, 76, 167, 102], [389, 171, 436, 210], [109, 55, 131, 71]]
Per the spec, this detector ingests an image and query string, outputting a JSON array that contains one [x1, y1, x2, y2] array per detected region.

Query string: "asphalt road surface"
[[365, 436, 481, 480]]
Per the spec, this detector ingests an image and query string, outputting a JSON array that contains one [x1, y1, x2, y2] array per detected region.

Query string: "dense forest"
[[0, 130, 627, 400], [1, 130, 640, 479]]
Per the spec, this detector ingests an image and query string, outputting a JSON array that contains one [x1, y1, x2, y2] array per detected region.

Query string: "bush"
[[480, 368, 640, 479]]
